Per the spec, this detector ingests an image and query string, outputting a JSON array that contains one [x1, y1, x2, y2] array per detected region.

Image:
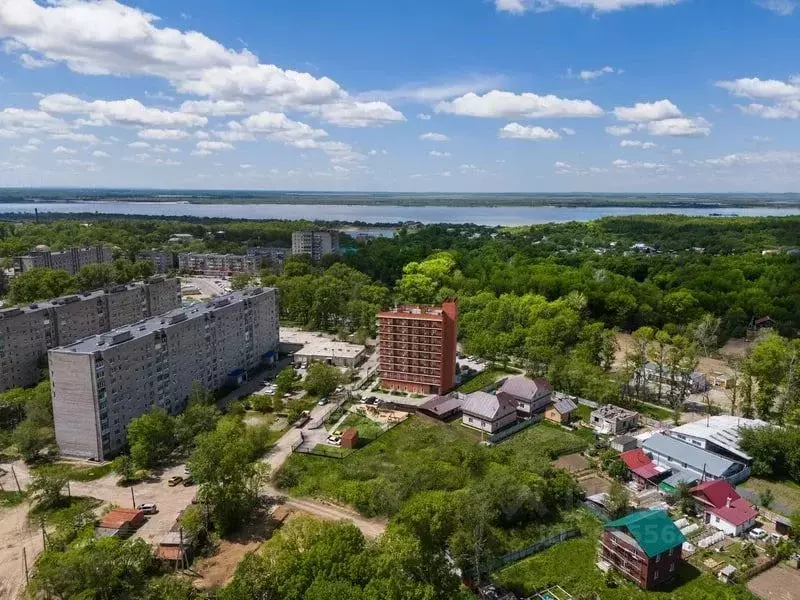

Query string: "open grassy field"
[[498, 421, 589, 459], [739, 476, 800, 516], [456, 368, 509, 393], [31, 461, 113, 482], [496, 514, 757, 600]]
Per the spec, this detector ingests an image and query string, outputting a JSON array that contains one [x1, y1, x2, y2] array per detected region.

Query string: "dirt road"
[[283, 497, 386, 537]]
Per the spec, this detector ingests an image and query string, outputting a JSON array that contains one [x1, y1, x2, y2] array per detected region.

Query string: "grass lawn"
[[498, 421, 589, 461], [32, 461, 113, 482], [740, 476, 800, 516], [28, 496, 102, 527], [0, 490, 27, 507], [575, 404, 593, 422], [456, 369, 509, 393], [496, 513, 757, 600], [339, 412, 384, 438], [637, 402, 675, 422]]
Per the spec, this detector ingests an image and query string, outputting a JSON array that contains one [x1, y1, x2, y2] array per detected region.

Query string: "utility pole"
[[10, 465, 21, 492], [130, 486, 136, 509], [66, 480, 71, 499], [22, 547, 29, 584]]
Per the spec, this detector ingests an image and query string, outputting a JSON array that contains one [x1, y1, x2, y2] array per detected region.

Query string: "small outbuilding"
[[611, 435, 638, 453], [544, 396, 578, 425], [96, 507, 144, 538], [341, 428, 359, 449]]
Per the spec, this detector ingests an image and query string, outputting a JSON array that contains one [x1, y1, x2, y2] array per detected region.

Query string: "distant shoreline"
[[2, 192, 800, 209]]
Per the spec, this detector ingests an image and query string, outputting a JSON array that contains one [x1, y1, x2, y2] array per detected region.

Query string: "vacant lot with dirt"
[[748, 564, 800, 600]]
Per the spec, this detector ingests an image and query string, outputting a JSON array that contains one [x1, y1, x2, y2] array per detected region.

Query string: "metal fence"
[[468, 529, 581, 577]]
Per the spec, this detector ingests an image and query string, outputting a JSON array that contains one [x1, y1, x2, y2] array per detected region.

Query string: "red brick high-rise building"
[[378, 300, 457, 395]]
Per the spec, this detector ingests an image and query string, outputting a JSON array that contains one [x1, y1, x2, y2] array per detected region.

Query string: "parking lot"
[[180, 276, 231, 300]]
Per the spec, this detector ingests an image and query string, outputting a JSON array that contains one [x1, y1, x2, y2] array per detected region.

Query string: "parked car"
[[294, 410, 311, 428], [749, 528, 767, 540], [167, 476, 184, 487], [327, 435, 342, 446], [137, 503, 158, 514], [183, 476, 194, 487], [318, 397, 329, 406]]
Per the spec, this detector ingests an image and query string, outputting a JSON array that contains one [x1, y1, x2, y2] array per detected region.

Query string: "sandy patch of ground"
[[578, 475, 611, 496], [748, 564, 800, 600], [353, 404, 408, 425], [553, 453, 589, 473]]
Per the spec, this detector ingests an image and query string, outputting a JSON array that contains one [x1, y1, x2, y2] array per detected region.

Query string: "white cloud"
[[739, 100, 800, 119], [239, 164, 253, 169], [138, 129, 190, 140], [498, 123, 561, 140], [494, 0, 680, 13], [39, 93, 206, 127], [194, 140, 234, 155], [751, 135, 773, 142], [50, 132, 100, 144], [367, 149, 388, 156], [561, 127, 576, 135], [613, 158, 670, 170], [756, 0, 797, 15], [605, 125, 633, 136], [128, 141, 150, 149], [620, 139, 656, 148], [12, 143, 38, 153], [613, 99, 682, 122], [0, 0, 402, 128], [52, 145, 76, 154], [311, 101, 405, 128], [179, 100, 248, 116], [705, 151, 800, 167], [568, 66, 620, 81], [92, 150, 110, 158], [0, 108, 69, 134], [429, 150, 452, 157], [436, 90, 603, 119], [672, 148, 683, 155], [362, 75, 505, 104], [417, 113, 432, 120], [18, 52, 54, 69], [420, 132, 449, 141], [645, 116, 710, 137], [0, 129, 20, 139], [716, 77, 800, 99]]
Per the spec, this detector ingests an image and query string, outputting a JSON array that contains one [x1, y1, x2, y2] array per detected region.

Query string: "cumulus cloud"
[[52, 145, 76, 154], [705, 150, 800, 167], [310, 101, 405, 128], [605, 125, 633, 136], [645, 117, 710, 137], [716, 76, 800, 119], [192, 140, 234, 156], [620, 139, 656, 148], [420, 132, 449, 141], [429, 150, 452, 157], [498, 123, 561, 140], [179, 100, 248, 116], [39, 93, 207, 127], [0, 108, 70, 134], [756, 0, 797, 15], [568, 66, 621, 81], [50, 132, 100, 144], [361, 75, 505, 104], [494, 0, 680, 13], [0, 0, 401, 127], [561, 127, 576, 135], [138, 129, 190, 140], [417, 113, 432, 120], [92, 150, 111, 158], [435, 90, 603, 119], [613, 99, 682, 122], [613, 158, 670, 170]]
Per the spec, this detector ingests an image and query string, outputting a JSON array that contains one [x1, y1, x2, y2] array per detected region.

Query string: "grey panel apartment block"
[[14, 245, 114, 275], [0, 278, 180, 392], [49, 288, 279, 459], [291, 230, 339, 262], [177, 252, 264, 275], [136, 250, 177, 274]]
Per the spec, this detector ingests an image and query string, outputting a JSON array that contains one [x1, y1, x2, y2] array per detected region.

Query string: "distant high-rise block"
[[49, 288, 279, 459], [14, 245, 113, 275], [0, 277, 180, 392], [377, 300, 457, 395], [291, 230, 339, 261]]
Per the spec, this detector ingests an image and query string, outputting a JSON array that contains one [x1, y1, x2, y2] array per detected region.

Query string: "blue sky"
[[0, 0, 799, 192]]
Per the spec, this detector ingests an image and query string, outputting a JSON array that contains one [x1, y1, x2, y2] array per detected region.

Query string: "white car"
[[749, 528, 767, 540], [326, 435, 342, 446], [137, 503, 157, 514]]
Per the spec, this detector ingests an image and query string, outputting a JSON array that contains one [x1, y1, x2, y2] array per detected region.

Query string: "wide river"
[[2, 201, 800, 226]]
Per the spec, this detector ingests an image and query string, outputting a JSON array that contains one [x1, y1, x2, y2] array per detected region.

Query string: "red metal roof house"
[[690, 480, 758, 536]]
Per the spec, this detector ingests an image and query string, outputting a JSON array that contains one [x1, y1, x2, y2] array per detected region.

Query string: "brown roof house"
[[96, 507, 145, 539], [544, 396, 578, 425], [496, 375, 552, 419], [461, 391, 517, 434]]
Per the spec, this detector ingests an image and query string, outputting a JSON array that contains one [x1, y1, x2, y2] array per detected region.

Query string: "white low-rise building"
[[461, 391, 517, 434], [669, 415, 769, 463]]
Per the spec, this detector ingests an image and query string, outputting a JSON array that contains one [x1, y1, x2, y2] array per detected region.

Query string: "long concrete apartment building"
[[291, 230, 339, 261], [177, 252, 265, 276], [378, 300, 457, 395], [14, 244, 113, 275], [0, 277, 180, 392], [49, 287, 279, 459]]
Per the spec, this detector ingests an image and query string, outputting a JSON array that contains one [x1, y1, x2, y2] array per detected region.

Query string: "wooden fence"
[[466, 529, 581, 577]]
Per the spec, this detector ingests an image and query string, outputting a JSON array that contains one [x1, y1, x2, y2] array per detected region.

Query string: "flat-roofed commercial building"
[[49, 288, 279, 459], [14, 245, 113, 275], [378, 301, 457, 395], [0, 277, 180, 392], [291, 230, 339, 261]]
